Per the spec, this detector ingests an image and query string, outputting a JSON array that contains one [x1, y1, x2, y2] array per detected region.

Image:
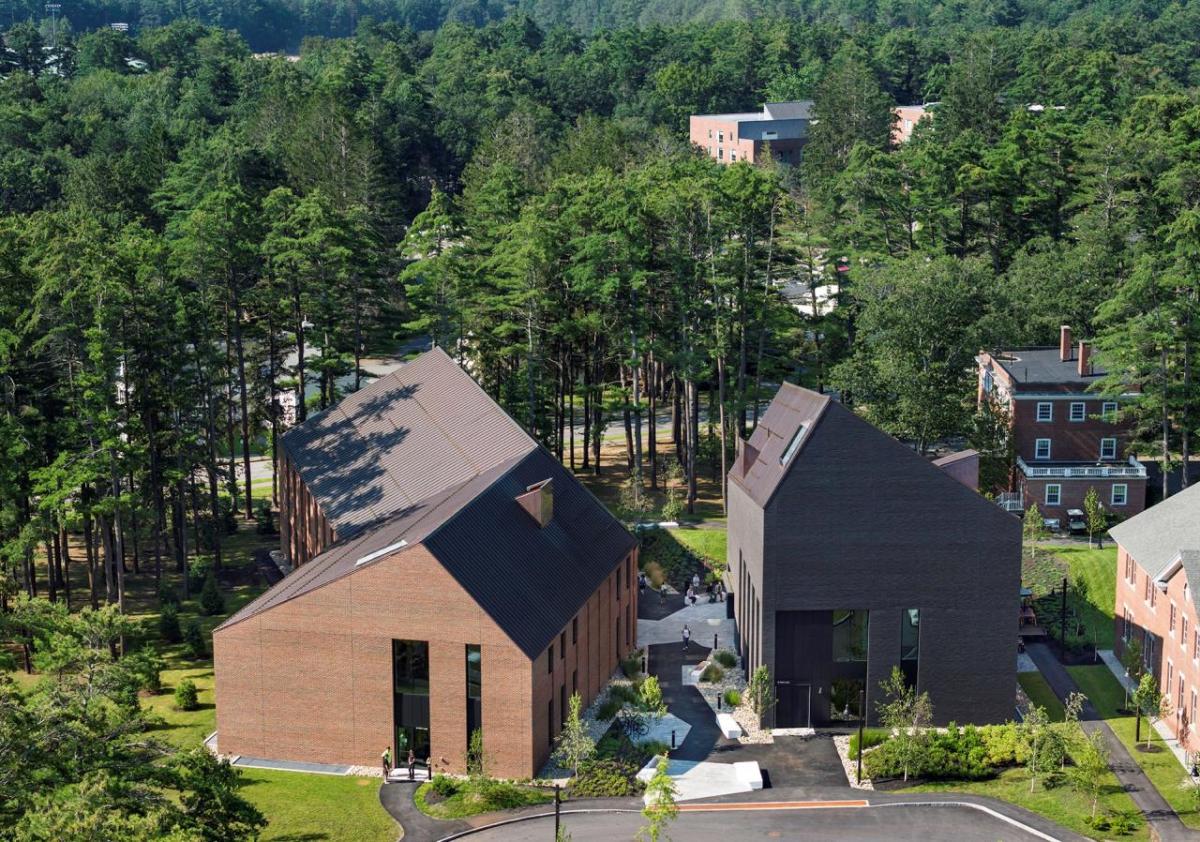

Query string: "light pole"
[[856, 685, 866, 784]]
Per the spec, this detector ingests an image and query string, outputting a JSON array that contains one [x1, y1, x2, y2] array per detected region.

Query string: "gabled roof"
[[730, 383, 1014, 526], [1110, 482, 1200, 578], [220, 349, 636, 658], [279, 348, 533, 537], [731, 383, 831, 508]]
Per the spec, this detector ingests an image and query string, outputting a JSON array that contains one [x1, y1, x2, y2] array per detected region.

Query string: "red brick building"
[[689, 101, 813, 165], [214, 349, 637, 779], [1112, 483, 1200, 747], [976, 326, 1147, 523]]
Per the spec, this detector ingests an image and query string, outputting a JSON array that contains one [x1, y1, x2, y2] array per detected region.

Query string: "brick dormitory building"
[[1113, 482, 1200, 745], [213, 349, 637, 779], [976, 325, 1147, 523]]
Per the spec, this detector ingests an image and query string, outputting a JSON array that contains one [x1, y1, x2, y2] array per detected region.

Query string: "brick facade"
[[1115, 545, 1200, 747], [215, 543, 637, 778], [278, 450, 336, 568]]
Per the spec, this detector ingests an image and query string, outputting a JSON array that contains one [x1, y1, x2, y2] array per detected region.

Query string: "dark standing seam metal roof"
[[218, 349, 636, 658], [731, 383, 832, 508], [731, 383, 1017, 524], [278, 347, 534, 537]]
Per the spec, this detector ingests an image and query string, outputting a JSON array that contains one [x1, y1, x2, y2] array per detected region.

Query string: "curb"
[[435, 797, 1072, 841]]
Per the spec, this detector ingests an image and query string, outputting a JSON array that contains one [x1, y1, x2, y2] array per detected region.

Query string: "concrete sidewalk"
[[1026, 642, 1196, 841]]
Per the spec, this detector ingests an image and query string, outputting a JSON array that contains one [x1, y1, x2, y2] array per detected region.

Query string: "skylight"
[[355, 540, 408, 566], [780, 424, 808, 465]]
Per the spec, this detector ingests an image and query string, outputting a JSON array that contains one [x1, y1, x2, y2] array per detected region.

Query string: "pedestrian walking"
[[639, 572, 646, 593], [682, 624, 691, 652], [717, 582, 725, 602], [660, 583, 667, 606], [407, 748, 416, 781], [692, 572, 700, 591], [381, 747, 391, 778]]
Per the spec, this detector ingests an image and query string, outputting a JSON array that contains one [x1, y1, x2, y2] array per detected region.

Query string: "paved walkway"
[[1026, 642, 1195, 841], [648, 640, 727, 761], [637, 599, 735, 649]]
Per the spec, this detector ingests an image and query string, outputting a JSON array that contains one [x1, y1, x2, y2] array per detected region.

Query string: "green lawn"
[[241, 769, 397, 842], [1068, 665, 1200, 829], [670, 526, 727, 566], [909, 766, 1150, 841], [1052, 545, 1118, 649], [1018, 672, 1066, 721]]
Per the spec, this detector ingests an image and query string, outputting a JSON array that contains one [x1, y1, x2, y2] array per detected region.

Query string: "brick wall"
[[278, 451, 335, 568], [215, 543, 636, 778], [1117, 545, 1200, 746]]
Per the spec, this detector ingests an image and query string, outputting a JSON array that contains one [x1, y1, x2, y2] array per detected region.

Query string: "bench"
[[716, 712, 742, 739], [733, 761, 763, 790]]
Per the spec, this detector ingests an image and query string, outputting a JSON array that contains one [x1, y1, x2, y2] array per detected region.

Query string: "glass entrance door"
[[396, 725, 431, 765]]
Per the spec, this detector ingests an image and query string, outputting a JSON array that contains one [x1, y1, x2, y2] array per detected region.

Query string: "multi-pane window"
[[1179, 676, 1185, 718], [1193, 688, 1198, 727], [1145, 575, 1152, 602], [1112, 484, 1128, 506], [1185, 616, 1190, 650], [1045, 484, 1061, 506], [1171, 603, 1177, 635], [1103, 401, 1118, 420], [1036, 402, 1053, 422], [1035, 439, 1052, 460], [1123, 607, 1133, 643], [1070, 402, 1086, 421], [1194, 629, 1200, 661], [1100, 438, 1118, 460]]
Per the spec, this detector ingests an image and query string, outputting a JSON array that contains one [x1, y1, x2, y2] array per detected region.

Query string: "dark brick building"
[[214, 349, 636, 778], [727, 384, 1020, 728], [976, 325, 1147, 522]]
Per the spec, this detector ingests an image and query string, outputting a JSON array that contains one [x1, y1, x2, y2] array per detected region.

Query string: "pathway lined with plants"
[[1025, 643, 1194, 841]]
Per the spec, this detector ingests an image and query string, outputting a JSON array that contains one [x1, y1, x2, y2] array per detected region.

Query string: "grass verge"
[[1067, 664, 1200, 829], [415, 778, 553, 819], [671, 526, 727, 566], [1019, 672, 1066, 721]]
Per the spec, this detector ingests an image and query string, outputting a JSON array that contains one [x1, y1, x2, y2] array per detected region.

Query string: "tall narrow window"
[[1045, 484, 1061, 506], [547, 643, 554, 672], [560, 631, 566, 659], [1100, 438, 1117, 460], [1036, 402, 1053, 422], [1069, 402, 1086, 422], [466, 644, 481, 752], [1035, 439, 1052, 460], [1102, 401, 1118, 421], [1112, 484, 1128, 506], [393, 640, 431, 765], [572, 616, 578, 645], [901, 609, 920, 687]]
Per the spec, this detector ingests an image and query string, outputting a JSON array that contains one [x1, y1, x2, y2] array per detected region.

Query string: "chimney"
[[1060, 325, 1072, 361], [516, 479, 554, 528], [1078, 341, 1092, 376]]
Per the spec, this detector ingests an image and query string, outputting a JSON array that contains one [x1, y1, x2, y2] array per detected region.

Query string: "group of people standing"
[[642, 569, 725, 607]]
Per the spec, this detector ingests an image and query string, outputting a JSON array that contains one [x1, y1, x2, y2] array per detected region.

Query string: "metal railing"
[[1016, 455, 1147, 479], [997, 492, 1024, 512]]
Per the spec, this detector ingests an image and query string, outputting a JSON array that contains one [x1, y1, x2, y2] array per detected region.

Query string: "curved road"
[[462, 804, 1062, 841]]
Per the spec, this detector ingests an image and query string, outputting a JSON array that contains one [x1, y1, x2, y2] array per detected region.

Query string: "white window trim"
[[1045, 484, 1062, 506], [1036, 401, 1053, 422], [1112, 483, 1128, 506], [1170, 602, 1177, 636], [1103, 401, 1118, 420], [1070, 401, 1086, 422], [1100, 437, 1118, 460], [1035, 439, 1052, 460]]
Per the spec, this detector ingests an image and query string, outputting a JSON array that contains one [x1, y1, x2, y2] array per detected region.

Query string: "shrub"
[[609, 684, 640, 706], [199, 571, 225, 616], [124, 648, 166, 694], [699, 663, 724, 683], [864, 725, 997, 782], [848, 728, 889, 756], [621, 652, 643, 679], [640, 676, 665, 715], [596, 696, 623, 722], [980, 722, 1028, 767], [158, 583, 180, 606], [174, 679, 199, 711], [712, 650, 737, 669], [641, 740, 670, 758], [638, 530, 705, 590], [723, 689, 742, 708], [430, 774, 460, 798], [159, 604, 182, 644], [643, 561, 666, 589], [571, 759, 644, 798], [184, 620, 207, 659], [255, 499, 277, 535]]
